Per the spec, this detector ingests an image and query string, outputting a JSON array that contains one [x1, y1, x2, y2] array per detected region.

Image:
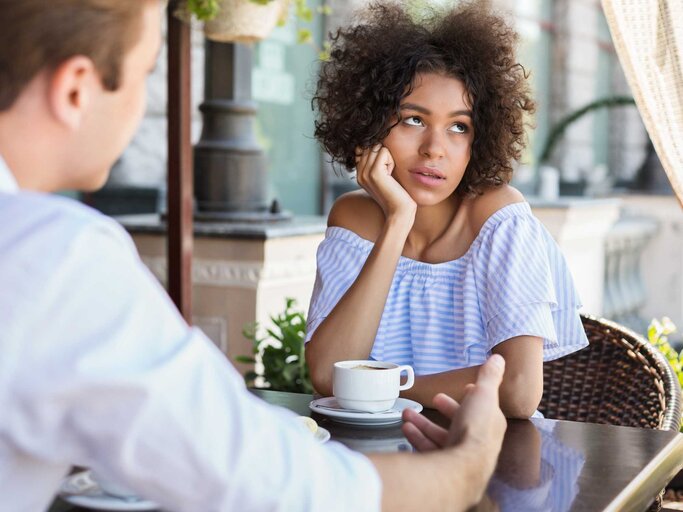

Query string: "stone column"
[[194, 41, 289, 221]]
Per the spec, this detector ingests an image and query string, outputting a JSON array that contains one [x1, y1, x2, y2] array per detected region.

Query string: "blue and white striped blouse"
[[305, 202, 589, 375]]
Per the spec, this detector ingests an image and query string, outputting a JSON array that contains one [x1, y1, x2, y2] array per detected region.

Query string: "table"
[[50, 389, 683, 512], [253, 390, 683, 512]]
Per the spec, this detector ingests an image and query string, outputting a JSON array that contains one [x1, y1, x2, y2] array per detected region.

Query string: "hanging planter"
[[179, 0, 290, 44], [179, 0, 332, 58], [204, 0, 289, 43]]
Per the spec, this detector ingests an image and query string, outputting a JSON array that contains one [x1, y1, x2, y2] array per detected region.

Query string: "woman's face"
[[382, 72, 474, 207]]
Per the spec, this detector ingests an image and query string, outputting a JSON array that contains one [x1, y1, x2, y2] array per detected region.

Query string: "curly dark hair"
[[313, 1, 536, 195]]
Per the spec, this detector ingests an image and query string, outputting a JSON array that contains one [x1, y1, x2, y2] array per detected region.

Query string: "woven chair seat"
[[539, 314, 682, 511]]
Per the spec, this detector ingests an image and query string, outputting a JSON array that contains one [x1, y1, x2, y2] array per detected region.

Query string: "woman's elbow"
[[502, 399, 540, 419], [309, 369, 333, 397], [306, 351, 333, 396], [500, 381, 543, 419]]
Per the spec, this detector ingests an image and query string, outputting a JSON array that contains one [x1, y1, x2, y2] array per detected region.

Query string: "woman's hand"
[[355, 144, 416, 222]]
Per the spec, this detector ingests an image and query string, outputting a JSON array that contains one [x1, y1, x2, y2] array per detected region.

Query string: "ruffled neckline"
[[325, 201, 532, 274]]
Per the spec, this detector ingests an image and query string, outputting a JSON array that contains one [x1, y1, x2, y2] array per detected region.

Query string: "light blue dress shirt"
[[0, 157, 381, 512]]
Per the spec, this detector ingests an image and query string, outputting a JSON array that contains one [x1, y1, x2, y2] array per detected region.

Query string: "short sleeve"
[[305, 228, 369, 343], [473, 212, 589, 361]]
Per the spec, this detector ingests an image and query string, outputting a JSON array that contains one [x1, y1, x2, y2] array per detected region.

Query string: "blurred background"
[[78, 0, 683, 359]]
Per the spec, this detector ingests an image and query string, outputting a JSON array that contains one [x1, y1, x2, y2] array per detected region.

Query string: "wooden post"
[[166, 1, 193, 323]]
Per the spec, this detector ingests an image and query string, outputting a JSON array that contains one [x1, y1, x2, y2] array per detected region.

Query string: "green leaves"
[[186, 0, 220, 21], [647, 317, 683, 430], [297, 28, 313, 45], [238, 298, 314, 394], [294, 0, 313, 22], [540, 96, 636, 164], [318, 41, 331, 62], [182, 0, 333, 61]]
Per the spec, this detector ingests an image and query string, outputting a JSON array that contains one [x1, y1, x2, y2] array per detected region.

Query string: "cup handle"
[[398, 365, 415, 391]]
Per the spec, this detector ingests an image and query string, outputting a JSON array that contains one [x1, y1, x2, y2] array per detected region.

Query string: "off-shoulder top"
[[305, 202, 589, 375]]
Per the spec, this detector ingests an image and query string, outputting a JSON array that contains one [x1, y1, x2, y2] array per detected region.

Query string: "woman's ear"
[[47, 55, 98, 130]]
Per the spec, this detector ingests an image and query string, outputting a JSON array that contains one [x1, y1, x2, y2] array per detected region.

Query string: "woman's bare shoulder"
[[465, 184, 526, 234], [327, 190, 385, 242]]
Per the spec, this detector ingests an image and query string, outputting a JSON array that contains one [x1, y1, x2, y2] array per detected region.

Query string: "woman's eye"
[[449, 123, 468, 134], [403, 116, 423, 126]]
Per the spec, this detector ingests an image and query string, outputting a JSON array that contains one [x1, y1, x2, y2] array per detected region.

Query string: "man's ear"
[[47, 56, 99, 130]]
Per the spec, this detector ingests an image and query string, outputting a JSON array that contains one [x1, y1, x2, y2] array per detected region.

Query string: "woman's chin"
[[409, 190, 459, 209]]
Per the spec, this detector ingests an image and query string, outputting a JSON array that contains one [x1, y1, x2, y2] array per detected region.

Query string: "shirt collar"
[[0, 154, 20, 193]]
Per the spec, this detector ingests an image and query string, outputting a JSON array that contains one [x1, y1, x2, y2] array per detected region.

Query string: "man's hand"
[[401, 354, 507, 454], [369, 356, 507, 512]]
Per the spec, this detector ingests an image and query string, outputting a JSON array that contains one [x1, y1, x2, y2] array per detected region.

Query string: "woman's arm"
[[401, 336, 544, 418], [306, 211, 411, 395], [306, 145, 416, 396]]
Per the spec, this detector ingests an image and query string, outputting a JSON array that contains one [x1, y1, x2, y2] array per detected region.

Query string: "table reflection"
[[322, 421, 413, 453], [482, 420, 585, 511]]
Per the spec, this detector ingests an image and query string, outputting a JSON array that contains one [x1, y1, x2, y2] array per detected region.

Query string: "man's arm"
[[371, 355, 508, 511], [9, 218, 386, 512]]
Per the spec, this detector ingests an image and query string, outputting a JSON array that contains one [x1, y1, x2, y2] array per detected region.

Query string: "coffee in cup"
[[333, 360, 415, 412]]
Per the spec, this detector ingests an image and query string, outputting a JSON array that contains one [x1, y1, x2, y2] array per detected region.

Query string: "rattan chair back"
[[539, 314, 682, 432]]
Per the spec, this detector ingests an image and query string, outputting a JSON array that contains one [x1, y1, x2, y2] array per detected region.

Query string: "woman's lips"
[[409, 167, 446, 186]]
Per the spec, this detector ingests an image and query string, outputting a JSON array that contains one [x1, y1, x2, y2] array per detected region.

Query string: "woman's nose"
[[418, 129, 446, 159]]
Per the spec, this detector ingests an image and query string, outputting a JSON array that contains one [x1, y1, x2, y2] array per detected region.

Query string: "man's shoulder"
[[1, 191, 125, 241], [0, 192, 133, 274]]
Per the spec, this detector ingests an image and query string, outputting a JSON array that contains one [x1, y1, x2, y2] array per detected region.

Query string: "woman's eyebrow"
[[400, 103, 472, 117]]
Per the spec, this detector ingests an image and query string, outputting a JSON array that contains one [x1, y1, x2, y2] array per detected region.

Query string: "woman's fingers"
[[355, 144, 381, 187], [354, 144, 414, 220], [376, 146, 394, 175]]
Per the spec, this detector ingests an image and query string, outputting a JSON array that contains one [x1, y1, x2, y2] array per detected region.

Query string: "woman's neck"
[[405, 195, 463, 258]]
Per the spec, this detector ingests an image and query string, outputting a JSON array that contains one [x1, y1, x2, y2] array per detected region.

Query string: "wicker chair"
[[539, 314, 681, 430], [539, 314, 682, 511]]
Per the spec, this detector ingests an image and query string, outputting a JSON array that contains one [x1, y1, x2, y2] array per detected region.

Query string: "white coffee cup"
[[90, 470, 138, 499], [333, 360, 415, 412]]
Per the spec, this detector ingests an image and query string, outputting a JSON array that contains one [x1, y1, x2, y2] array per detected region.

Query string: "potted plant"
[[236, 298, 313, 394], [537, 95, 636, 196], [646, 318, 683, 501], [183, 0, 289, 43], [179, 0, 329, 52]]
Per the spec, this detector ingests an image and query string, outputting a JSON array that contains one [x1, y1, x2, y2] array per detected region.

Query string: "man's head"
[[0, 0, 162, 191]]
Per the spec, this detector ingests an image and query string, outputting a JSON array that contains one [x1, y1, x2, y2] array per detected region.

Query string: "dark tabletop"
[[50, 388, 683, 512]]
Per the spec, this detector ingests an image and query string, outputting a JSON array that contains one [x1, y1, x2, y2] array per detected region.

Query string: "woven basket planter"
[[204, 0, 289, 43]]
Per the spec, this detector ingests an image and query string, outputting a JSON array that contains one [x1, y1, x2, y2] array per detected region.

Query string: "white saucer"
[[60, 471, 160, 511], [309, 397, 423, 426], [316, 426, 331, 443]]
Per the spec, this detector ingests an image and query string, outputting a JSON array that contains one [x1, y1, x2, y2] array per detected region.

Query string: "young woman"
[[305, 1, 589, 418]]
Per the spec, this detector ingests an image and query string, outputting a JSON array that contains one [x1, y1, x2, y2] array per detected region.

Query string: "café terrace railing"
[[603, 215, 659, 332]]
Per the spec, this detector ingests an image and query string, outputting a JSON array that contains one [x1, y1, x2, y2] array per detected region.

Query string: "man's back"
[[0, 159, 383, 511]]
